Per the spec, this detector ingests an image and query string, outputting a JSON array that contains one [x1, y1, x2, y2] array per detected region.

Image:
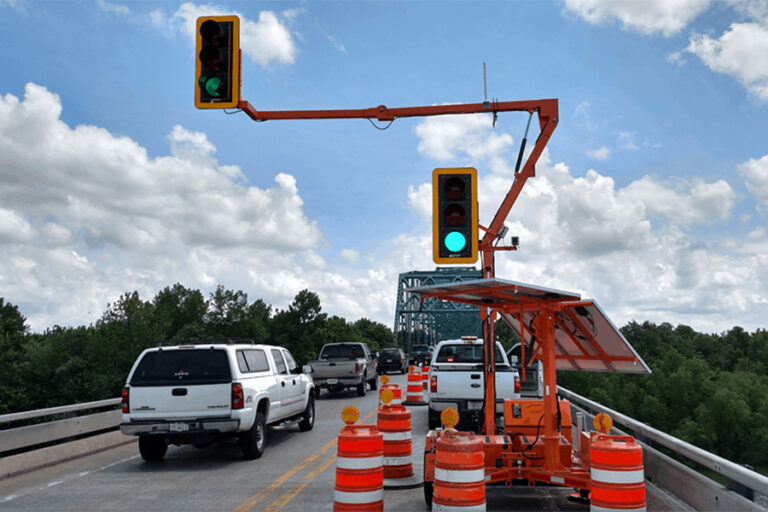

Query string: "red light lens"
[[355, 363, 361, 373], [121, 387, 129, 413], [514, 378, 521, 393], [430, 375, 437, 393], [232, 383, 244, 409]]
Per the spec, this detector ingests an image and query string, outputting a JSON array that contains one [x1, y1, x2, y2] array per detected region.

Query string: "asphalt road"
[[0, 373, 675, 512]]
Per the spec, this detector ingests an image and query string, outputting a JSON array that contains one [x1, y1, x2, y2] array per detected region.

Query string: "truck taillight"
[[121, 387, 129, 413], [514, 376, 521, 393], [430, 375, 437, 393], [355, 363, 361, 373], [232, 383, 244, 409]]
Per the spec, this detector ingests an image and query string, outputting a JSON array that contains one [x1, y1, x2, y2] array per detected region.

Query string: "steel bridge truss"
[[393, 268, 482, 350]]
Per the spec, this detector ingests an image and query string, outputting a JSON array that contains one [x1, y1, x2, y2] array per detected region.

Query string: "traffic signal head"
[[433, 168, 478, 264], [195, 16, 240, 109]]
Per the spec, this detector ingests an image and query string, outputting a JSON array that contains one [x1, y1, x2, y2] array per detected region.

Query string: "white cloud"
[[587, 146, 610, 160], [97, 0, 129, 15], [684, 20, 768, 100], [740, 154, 768, 214], [402, 115, 764, 332], [0, 83, 323, 329], [340, 249, 361, 263], [562, 0, 712, 36], [168, 3, 297, 66]]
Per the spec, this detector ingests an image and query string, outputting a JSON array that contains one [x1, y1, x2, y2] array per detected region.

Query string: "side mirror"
[[375, 352, 380, 358], [302, 364, 313, 374]]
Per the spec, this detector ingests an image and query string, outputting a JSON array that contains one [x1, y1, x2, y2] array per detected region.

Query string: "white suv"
[[120, 339, 315, 461]]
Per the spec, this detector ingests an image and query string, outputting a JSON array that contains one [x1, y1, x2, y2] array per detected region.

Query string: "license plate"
[[170, 422, 189, 432], [326, 378, 339, 385], [467, 401, 483, 410]]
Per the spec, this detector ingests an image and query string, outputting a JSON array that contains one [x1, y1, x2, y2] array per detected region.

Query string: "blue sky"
[[1, 0, 767, 333]]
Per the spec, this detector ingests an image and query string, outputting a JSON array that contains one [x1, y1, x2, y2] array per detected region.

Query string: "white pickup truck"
[[120, 340, 315, 462], [426, 337, 521, 430]]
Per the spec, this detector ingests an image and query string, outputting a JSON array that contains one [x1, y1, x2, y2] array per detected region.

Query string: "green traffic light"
[[204, 76, 222, 97], [444, 231, 466, 252]]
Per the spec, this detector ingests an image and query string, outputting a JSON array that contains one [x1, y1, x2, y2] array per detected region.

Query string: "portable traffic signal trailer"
[[410, 278, 651, 507]]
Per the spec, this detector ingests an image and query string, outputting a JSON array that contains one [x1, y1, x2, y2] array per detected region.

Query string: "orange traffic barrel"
[[379, 384, 402, 406], [402, 369, 427, 406], [334, 425, 384, 512], [420, 366, 430, 391], [377, 404, 414, 479], [433, 430, 486, 511], [590, 434, 646, 512]]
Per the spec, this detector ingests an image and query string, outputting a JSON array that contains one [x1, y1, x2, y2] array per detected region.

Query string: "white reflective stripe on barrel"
[[391, 398, 402, 404], [591, 468, 645, 485], [382, 431, 411, 441], [334, 489, 383, 504], [435, 467, 485, 483], [590, 505, 645, 512], [336, 455, 383, 470], [433, 502, 485, 512], [384, 455, 412, 466]]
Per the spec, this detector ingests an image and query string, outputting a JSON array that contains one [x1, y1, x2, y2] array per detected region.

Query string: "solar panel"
[[408, 277, 650, 374]]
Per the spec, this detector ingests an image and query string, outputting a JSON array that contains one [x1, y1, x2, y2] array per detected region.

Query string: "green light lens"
[[444, 231, 466, 252], [204, 77, 222, 97]]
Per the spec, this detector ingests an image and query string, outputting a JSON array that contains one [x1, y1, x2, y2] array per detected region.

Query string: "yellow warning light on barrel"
[[341, 406, 359, 425], [380, 388, 394, 405], [594, 412, 613, 433], [381, 374, 390, 385], [441, 407, 460, 429]]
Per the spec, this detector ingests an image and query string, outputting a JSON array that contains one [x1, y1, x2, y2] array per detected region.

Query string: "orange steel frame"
[[233, 82, 570, 486], [417, 286, 592, 490]]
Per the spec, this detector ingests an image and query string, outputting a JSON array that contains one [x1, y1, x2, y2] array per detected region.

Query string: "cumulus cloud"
[[587, 146, 610, 160], [0, 83, 323, 329], [340, 249, 361, 263], [404, 115, 764, 332], [684, 20, 768, 100], [164, 2, 298, 66], [562, 0, 711, 36], [740, 154, 768, 214]]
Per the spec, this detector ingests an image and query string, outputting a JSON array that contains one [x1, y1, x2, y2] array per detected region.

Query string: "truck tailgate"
[[433, 365, 518, 400], [310, 361, 360, 379], [128, 384, 232, 420]]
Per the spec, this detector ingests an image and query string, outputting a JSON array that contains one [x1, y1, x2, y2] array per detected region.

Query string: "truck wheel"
[[138, 436, 167, 462], [240, 411, 267, 459], [356, 377, 366, 397], [428, 408, 441, 430], [298, 395, 315, 432]]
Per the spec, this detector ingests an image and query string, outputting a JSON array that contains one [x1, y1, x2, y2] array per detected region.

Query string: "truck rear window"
[[321, 344, 364, 360], [435, 344, 506, 365], [130, 349, 231, 386]]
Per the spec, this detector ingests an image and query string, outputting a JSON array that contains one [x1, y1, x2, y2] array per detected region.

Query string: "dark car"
[[409, 344, 432, 366], [377, 348, 409, 374]]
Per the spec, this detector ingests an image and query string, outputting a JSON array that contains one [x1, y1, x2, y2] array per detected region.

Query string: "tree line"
[[2, 289, 768, 469], [0, 285, 393, 415]]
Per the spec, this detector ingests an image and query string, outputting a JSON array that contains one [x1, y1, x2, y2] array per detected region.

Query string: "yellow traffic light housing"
[[195, 16, 240, 109], [433, 168, 478, 264]]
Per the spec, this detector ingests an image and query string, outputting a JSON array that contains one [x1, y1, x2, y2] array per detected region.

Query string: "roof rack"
[[154, 338, 256, 347]]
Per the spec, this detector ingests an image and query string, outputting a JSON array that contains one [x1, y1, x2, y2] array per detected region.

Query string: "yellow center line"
[[232, 437, 336, 512], [233, 407, 379, 512]]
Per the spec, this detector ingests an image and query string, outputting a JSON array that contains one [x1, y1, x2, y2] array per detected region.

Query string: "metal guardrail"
[[560, 386, 768, 511], [0, 398, 121, 454]]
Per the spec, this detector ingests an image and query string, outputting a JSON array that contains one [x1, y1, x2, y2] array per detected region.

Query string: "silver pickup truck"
[[307, 342, 378, 397]]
